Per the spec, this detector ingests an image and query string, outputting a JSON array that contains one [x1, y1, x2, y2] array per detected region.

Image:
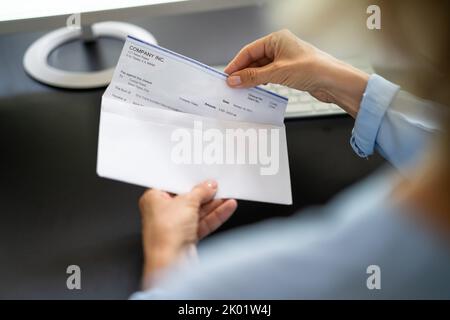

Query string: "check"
[[97, 36, 292, 204]]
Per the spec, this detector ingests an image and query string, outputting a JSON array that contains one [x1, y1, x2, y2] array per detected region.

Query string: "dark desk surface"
[[0, 5, 384, 299]]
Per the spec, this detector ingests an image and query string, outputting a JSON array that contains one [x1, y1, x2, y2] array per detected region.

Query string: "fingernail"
[[205, 180, 217, 189], [227, 75, 242, 86]]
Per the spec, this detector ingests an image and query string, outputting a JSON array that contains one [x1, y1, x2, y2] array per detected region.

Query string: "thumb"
[[185, 180, 218, 205], [227, 64, 274, 88]]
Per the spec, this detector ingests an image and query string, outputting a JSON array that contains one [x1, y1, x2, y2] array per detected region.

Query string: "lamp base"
[[23, 21, 157, 89]]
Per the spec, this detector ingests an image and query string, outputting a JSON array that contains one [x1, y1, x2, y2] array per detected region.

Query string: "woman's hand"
[[225, 29, 369, 117], [138, 180, 237, 288]]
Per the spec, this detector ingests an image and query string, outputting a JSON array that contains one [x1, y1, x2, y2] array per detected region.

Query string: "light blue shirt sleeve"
[[350, 74, 441, 170]]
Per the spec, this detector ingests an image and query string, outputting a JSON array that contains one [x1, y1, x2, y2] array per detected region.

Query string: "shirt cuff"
[[350, 74, 400, 158]]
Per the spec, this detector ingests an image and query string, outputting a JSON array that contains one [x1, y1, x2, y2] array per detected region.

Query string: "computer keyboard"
[[261, 83, 346, 118], [214, 57, 373, 118]]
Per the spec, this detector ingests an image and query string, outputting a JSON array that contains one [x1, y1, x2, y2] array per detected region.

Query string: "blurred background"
[[268, 0, 449, 104]]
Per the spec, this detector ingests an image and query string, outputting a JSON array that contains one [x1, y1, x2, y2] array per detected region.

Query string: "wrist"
[[315, 57, 369, 118], [141, 242, 198, 290], [142, 227, 182, 268], [141, 243, 179, 288]]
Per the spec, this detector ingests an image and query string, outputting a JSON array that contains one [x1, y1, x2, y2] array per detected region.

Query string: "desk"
[[0, 5, 384, 299]]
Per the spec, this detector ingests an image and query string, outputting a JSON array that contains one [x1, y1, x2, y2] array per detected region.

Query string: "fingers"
[[226, 64, 274, 88], [247, 57, 272, 69], [198, 199, 238, 239], [224, 35, 273, 75], [225, 36, 276, 88], [199, 199, 225, 219], [184, 180, 218, 205], [139, 188, 170, 207]]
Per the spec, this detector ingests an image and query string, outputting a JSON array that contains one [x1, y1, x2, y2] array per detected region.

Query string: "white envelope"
[[97, 37, 292, 204]]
